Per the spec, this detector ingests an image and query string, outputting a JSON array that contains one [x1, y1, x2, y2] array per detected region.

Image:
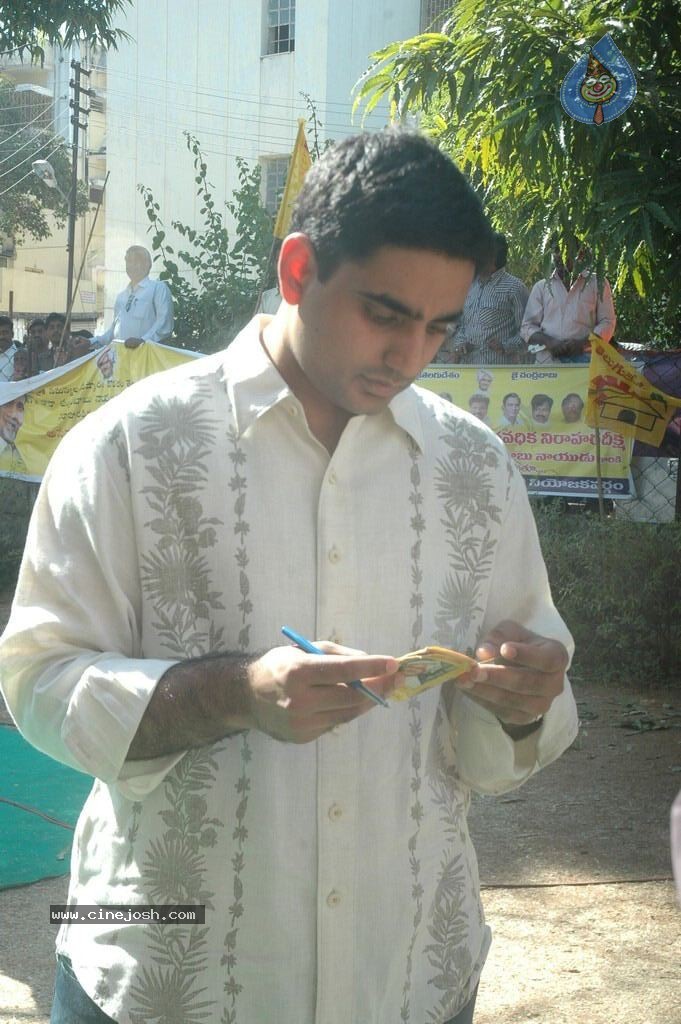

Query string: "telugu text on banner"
[[418, 363, 633, 498], [0, 341, 200, 482]]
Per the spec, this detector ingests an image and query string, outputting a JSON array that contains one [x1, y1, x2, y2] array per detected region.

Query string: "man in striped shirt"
[[437, 233, 529, 365]]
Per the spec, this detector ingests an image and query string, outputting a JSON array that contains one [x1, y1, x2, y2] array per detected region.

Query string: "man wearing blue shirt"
[[92, 246, 174, 351]]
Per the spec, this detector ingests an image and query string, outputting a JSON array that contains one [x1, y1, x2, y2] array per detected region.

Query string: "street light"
[[31, 159, 68, 203]]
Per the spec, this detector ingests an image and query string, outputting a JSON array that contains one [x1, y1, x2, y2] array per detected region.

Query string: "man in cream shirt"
[[1, 132, 577, 1024]]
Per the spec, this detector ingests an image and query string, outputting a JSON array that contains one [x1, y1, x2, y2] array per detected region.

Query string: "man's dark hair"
[[0, 315, 13, 330], [531, 393, 553, 411], [494, 232, 508, 269], [72, 328, 93, 339], [562, 392, 584, 407], [290, 130, 494, 281], [28, 318, 46, 330], [46, 312, 66, 326], [503, 392, 521, 405]]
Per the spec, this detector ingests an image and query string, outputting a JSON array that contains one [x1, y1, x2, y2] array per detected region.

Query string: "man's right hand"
[[246, 643, 399, 743]]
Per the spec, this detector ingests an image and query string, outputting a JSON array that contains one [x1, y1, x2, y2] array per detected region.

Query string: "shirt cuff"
[[451, 681, 578, 795], [61, 655, 182, 793]]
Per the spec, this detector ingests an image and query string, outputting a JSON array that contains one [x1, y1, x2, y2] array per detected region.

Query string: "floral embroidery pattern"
[[423, 417, 504, 1018], [401, 437, 425, 1023], [128, 386, 226, 1022], [433, 416, 502, 651], [137, 389, 226, 658], [220, 418, 254, 1023]]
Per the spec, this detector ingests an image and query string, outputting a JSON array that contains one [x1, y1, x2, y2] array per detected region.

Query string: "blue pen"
[[281, 626, 389, 707]]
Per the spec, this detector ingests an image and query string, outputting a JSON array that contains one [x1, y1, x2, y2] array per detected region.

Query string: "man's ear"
[[278, 234, 318, 305]]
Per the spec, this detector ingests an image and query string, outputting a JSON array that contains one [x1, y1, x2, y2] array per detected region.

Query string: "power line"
[[0, 102, 66, 166], [0, 96, 61, 151], [0, 112, 64, 167], [85, 61, 387, 121], [0, 128, 67, 180], [0, 140, 65, 197]]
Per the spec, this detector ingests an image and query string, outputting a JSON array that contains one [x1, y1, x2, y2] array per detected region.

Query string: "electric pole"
[[66, 60, 93, 329]]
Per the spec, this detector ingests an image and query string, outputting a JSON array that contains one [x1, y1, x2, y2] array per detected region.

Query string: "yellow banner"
[[273, 119, 312, 239], [419, 363, 633, 498], [586, 334, 678, 447], [0, 341, 199, 482]]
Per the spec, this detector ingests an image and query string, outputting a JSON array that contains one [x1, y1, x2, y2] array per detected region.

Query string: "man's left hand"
[[455, 620, 568, 727], [125, 337, 145, 349]]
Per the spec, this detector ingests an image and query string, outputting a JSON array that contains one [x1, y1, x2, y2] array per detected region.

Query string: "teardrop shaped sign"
[[561, 34, 637, 125]]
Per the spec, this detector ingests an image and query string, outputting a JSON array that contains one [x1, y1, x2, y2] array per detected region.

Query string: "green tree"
[[139, 133, 273, 353], [355, 0, 681, 345], [0, 78, 87, 241], [0, 0, 132, 63]]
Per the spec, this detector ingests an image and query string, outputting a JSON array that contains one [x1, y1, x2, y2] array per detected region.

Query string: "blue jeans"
[[51, 954, 477, 1023], [50, 956, 116, 1023]]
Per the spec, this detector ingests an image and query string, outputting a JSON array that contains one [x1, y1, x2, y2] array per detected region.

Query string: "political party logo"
[[561, 34, 636, 125]]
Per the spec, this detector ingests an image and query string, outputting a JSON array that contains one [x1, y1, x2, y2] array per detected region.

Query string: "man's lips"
[[360, 374, 409, 398]]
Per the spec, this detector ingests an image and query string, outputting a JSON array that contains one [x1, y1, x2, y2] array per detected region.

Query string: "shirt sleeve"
[[142, 281, 174, 343], [520, 282, 545, 344], [0, 408, 183, 797], [92, 292, 122, 348], [446, 460, 578, 795], [592, 277, 616, 343]]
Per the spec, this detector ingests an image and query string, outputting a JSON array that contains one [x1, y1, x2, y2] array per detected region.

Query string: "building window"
[[262, 156, 290, 215], [265, 0, 295, 55], [420, 0, 452, 32]]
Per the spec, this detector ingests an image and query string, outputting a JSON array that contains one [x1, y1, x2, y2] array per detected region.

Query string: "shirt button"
[[328, 471, 338, 485], [288, 405, 298, 417], [328, 803, 343, 822], [328, 546, 341, 564], [326, 890, 342, 908], [329, 726, 341, 736]]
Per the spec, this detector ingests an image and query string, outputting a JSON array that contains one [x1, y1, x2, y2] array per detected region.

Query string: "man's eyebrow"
[[356, 290, 462, 324]]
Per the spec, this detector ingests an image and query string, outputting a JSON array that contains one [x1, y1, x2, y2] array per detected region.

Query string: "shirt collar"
[[219, 316, 293, 436], [221, 315, 425, 451], [128, 276, 150, 293]]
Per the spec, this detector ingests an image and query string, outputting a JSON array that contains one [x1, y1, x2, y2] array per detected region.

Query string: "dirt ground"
[[1, 586, 680, 1023]]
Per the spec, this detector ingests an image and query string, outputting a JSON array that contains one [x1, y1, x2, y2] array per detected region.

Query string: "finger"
[[294, 651, 399, 687]]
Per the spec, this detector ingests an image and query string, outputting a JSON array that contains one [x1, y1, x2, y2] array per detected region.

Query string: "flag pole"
[[56, 171, 110, 360]]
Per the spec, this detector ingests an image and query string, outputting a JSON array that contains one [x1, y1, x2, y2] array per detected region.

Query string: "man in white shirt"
[[91, 246, 174, 352], [0, 315, 17, 381], [0, 132, 578, 1024], [521, 246, 616, 364]]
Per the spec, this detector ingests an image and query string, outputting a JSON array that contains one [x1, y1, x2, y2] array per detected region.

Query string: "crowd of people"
[[0, 312, 96, 382], [0, 246, 174, 383], [435, 233, 616, 366]]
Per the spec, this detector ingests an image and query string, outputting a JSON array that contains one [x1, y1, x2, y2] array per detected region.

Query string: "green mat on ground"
[[0, 724, 93, 889]]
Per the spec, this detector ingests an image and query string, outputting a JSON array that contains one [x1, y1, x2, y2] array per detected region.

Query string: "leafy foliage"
[[355, 0, 681, 346], [0, 79, 88, 241], [0, 0, 132, 63], [139, 133, 273, 352], [535, 506, 681, 686]]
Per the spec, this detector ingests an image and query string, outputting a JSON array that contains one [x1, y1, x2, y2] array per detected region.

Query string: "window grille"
[[420, 0, 452, 32], [266, 0, 295, 54], [262, 156, 290, 215]]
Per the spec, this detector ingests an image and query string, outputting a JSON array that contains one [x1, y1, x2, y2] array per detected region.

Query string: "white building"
[[99, 0, 450, 324], [0, 1, 451, 331]]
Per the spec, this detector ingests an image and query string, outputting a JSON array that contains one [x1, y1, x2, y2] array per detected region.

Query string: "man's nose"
[[383, 324, 429, 378]]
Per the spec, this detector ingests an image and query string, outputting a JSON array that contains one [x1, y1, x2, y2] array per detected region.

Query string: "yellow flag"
[[586, 334, 678, 446], [273, 119, 312, 239]]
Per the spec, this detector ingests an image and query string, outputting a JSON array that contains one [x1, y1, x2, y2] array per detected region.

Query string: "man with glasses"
[[92, 246, 174, 351]]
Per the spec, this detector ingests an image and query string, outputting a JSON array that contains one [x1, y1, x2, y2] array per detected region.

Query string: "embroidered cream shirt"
[[0, 316, 578, 1024]]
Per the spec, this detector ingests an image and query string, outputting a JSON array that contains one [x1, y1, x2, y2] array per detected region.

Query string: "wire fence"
[[614, 349, 681, 524]]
